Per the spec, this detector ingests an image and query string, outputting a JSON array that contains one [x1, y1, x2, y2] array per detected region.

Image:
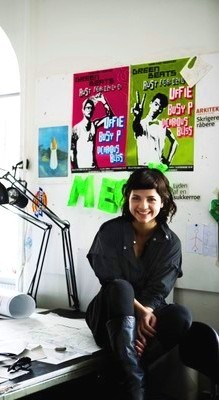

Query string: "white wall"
[[0, 0, 219, 332]]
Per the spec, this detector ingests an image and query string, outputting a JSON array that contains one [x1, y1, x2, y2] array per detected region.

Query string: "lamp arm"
[[1, 204, 52, 304], [27, 227, 52, 302], [61, 227, 79, 310], [2, 172, 68, 229], [2, 204, 52, 229], [1, 170, 80, 310]]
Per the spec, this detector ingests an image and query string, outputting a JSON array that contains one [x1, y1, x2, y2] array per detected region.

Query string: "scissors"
[[7, 357, 32, 372]]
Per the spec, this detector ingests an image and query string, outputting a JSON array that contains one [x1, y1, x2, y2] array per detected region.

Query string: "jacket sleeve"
[[136, 236, 182, 309], [87, 224, 122, 284]]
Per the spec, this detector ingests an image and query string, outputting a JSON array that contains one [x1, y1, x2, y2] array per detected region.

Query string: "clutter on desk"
[[0, 312, 101, 369], [0, 359, 30, 381], [7, 356, 32, 372]]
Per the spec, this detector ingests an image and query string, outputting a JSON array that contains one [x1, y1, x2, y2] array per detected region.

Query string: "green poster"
[[127, 58, 195, 171]]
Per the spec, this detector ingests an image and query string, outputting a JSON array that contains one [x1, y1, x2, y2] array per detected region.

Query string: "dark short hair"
[[82, 98, 94, 109], [121, 168, 176, 223], [151, 92, 168, 109]]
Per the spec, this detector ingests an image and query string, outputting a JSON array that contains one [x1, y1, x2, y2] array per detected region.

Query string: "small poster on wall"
[[71, 66, 129, 172], [38, 125, 69, 178]]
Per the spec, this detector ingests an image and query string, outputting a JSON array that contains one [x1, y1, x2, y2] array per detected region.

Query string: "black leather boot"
[[143, 337, 167, 365], [106, 316, 146, 400]]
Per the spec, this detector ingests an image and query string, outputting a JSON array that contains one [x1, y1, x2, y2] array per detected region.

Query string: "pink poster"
[[71, 66, 129, 172]]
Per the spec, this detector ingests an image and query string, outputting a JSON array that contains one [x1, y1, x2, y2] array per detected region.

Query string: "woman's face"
[[129, 188, 163, 224]]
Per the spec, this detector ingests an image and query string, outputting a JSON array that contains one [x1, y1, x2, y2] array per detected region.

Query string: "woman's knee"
[[103, 279, 135, 317], [156, 303, 192, 335], [105, 279, 134, 298], [164, 303, 193, 334], [156, 304, 192, 349], [174, 304, 193, 331]]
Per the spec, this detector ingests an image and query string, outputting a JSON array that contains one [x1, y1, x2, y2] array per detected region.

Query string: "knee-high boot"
[[106, 316, 146, 400]]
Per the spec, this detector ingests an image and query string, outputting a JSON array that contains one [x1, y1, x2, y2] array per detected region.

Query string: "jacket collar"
[[122, 219, 171, 250]]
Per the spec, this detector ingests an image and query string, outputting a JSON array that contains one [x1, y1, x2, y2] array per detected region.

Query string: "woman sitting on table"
[[85, 168, 192, 400]]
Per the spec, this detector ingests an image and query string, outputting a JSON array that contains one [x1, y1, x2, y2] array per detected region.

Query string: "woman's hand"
[[134, 301, 158, 357], [138, 310, 157, 338], [135, 336, 147, 357]]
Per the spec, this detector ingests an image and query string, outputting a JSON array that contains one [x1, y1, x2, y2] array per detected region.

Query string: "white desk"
[[0, 309, 107, 399]]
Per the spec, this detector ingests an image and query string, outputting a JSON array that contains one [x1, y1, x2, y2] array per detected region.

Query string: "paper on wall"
[[180, 56, 212, 88]]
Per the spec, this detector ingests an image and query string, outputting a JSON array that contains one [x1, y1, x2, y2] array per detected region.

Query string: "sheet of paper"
[[0, 339, 27, 356], [0, 377, 8, 383], [180, 56, 212, 88], [18, 345, 46, 361], [0, 365, 29, 380], [40, 348, 85, 365], [186, 223, 217, 256]]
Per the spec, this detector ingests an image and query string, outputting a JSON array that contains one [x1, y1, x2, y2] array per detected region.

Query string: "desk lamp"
[[0, 165, 80, 311], [1, 203, 52, 303]]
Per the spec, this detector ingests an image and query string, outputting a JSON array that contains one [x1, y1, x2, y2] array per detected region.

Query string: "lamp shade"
[[0, 182, 9, 204], [7, 187, 28, 208]]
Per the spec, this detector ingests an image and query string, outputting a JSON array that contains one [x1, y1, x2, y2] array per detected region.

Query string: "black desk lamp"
[[1, 203, 52, 303], [0, 168, 80, 311]]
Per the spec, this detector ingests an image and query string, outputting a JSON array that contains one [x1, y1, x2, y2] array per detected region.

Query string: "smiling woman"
[[0, 26, 21, 280], [85, 168, 192, 400]]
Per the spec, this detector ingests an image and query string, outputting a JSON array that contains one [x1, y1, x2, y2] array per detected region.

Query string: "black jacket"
[[87, 216, 182, 310]]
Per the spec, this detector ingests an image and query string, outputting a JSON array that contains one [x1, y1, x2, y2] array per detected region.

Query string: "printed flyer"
[[126, 58, 195, 171], [71, 66, 129, 172]]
